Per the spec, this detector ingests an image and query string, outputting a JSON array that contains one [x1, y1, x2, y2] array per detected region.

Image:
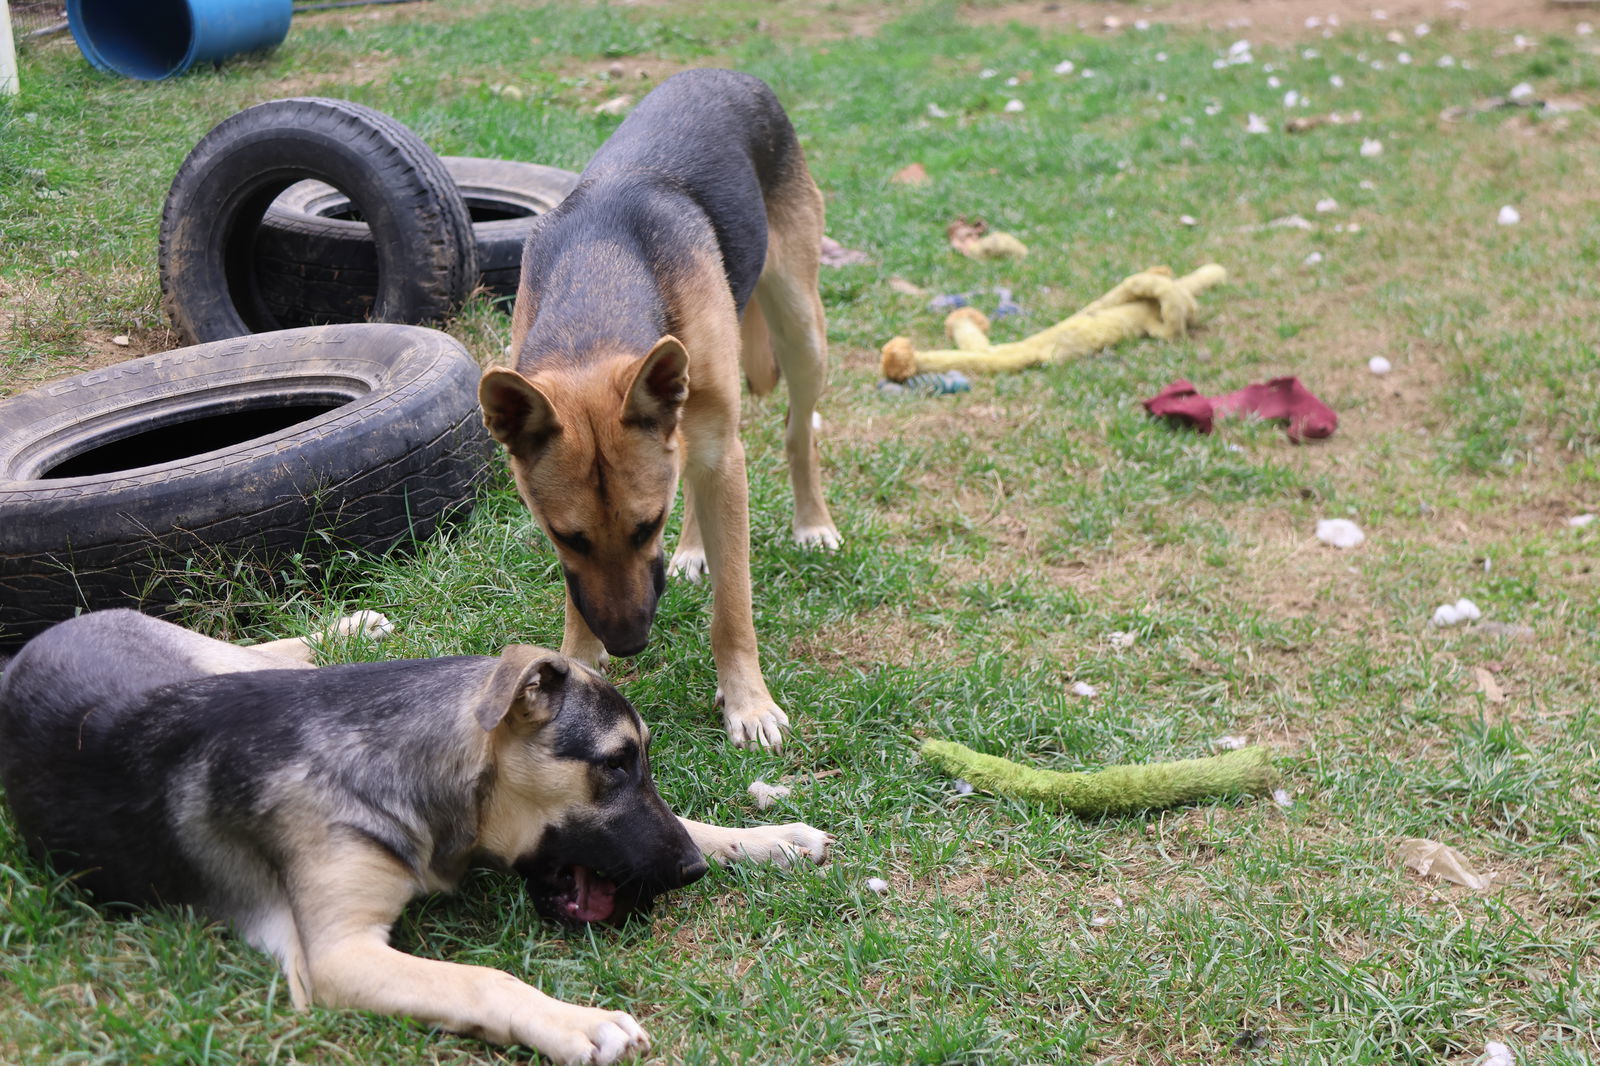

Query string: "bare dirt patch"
[[969, 0, 1598, 43]]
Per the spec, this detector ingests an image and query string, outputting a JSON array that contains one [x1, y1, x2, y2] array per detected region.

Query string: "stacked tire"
[[158, 97, 579, 343]]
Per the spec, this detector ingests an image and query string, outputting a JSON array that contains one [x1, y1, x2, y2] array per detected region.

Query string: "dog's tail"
[[740, 299, 781, 398]]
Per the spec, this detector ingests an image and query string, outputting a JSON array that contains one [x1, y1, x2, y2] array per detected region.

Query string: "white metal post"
[[0, 0, 20, 96]]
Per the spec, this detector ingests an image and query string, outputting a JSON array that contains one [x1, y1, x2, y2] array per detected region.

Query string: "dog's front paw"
[[793, 523, 842, 552], [331, 610, 395, 642], [668, 546, 709, 583], [721, 695, 789, 751], [713, 823, 833, 867], [519, 1003, 649, 1066]]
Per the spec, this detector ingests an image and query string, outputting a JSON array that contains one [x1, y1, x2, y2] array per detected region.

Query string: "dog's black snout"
[[604, 633, 650, 658], [678, 857, 709, 885]]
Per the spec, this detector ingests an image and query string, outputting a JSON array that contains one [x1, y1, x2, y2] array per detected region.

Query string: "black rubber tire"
[[159, 97, 479, 345], [0, 325, 494, 649], [255, 157, 579, 324]]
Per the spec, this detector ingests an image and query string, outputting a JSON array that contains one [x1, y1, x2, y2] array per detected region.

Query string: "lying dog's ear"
[[623, 336, 689, 434], [480, 368, 561, 452], [476, 646, 570, 732]]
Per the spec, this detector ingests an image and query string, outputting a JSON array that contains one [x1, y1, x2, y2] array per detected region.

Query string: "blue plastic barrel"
[[68, 0, 292, 81]]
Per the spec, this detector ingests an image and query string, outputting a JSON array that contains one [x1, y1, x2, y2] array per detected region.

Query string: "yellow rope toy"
[[880, 263, 1228, 383]]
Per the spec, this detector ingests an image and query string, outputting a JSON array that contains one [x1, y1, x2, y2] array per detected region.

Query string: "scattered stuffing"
[[1368, 356, 1392, 375], [1431, 598, 1482, 627], [1215, 735, 1248, 750], [1316, 518, 1365, 549], [1071, 681, 1099, 698], [865, 877, 890, 895], [1481, 1042, 1514, 1066], [747, 780, 793, 810]]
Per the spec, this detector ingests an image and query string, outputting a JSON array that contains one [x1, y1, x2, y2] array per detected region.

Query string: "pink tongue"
[[568, 866, 618, 922]]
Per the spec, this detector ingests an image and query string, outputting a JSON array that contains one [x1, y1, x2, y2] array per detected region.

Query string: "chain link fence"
[[8, 2, 68, 41]]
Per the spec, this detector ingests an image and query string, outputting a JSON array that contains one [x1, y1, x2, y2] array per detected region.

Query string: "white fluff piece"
[[1497, 205, 1521, 226], [1304, 251, 1325, 266], [1004, 99, 1025, 113], [1481, 1041, 1513, 1066], [1272, 788, 1293, 809], [1053, 59, 1075, 75], [1071, 681, 1099, 698], [1508, 82, 1535, 104], [1361, 138, 1384, 157], [865, 877, 889, 895], [1453, 598, 1482, 622], [953, 779, 975, 796], [1369, 356, 1392, 375], [1316, 518, 1366, 549], [1215, 735, 1248, 750], [747, 780, 793, 810], [1315, 197, 1339, 213], [1569, 513, 1596, 528], [1246, 113, 1270, 134], [1432, 604, 1462, 627]]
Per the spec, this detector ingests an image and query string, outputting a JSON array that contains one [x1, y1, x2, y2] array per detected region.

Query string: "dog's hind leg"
[[757, 171, 841, 552], [292, 846, 648, 1062]]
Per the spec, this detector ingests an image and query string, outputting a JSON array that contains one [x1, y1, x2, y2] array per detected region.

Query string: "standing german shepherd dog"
[[0, 610, 828, 1064], [479, 69, 840, 752]]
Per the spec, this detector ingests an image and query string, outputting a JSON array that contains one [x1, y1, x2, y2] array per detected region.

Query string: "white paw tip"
[[592, 1023, 627, 1061]]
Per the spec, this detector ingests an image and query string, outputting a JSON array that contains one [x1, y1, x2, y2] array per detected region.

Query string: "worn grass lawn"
[[2, 1, 1598, 1063]]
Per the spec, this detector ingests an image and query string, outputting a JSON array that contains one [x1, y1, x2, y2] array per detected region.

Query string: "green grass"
[[2, 1, 1599, 1063]]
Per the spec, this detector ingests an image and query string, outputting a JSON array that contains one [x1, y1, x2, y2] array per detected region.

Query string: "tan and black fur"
[[0, 610, 829, 1064], [479, 69, 840, 750]]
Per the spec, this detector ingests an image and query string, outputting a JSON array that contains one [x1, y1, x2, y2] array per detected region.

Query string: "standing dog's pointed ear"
[[476, 646, 571, 732], [480, 368, 561, 452], [623, 336, 689, 433]]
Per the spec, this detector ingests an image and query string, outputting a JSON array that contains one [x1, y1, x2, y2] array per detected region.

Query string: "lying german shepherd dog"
[[479, 68, 841, 752], [0, 610, 829, 1064]]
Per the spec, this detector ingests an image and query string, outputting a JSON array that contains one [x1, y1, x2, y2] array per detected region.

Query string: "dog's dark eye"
[[551, 528, 592, 555], [630, 512, 665, 550]]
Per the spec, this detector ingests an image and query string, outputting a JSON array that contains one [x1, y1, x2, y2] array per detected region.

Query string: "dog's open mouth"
[[550, 864, 620, 923]]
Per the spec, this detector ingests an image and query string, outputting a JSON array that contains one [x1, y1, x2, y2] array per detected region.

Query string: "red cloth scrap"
[[1142, 376, 1337, 443]]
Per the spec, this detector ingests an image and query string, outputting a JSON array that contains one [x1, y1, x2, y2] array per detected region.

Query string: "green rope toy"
[[920, 739, 1277, 816]]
